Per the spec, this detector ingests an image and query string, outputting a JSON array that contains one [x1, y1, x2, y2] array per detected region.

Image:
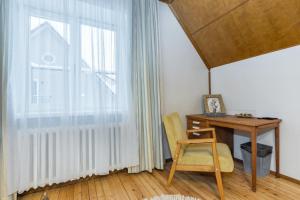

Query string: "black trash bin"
[[240, 142, 273, 177]]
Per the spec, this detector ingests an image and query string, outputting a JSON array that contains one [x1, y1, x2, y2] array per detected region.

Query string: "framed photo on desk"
[[203, 94, 226, 117]]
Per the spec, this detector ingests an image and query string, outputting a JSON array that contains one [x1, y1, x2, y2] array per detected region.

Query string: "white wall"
[[159, 3, 208, 158], [211, 45, 300, 180]]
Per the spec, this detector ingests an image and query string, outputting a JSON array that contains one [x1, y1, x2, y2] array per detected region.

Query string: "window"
[[41, 53, 56, 65], [28, 14, 117, 114], [80, 24, 117, 111], [31, 79, 39, 104], [29, 16, 70, 114]]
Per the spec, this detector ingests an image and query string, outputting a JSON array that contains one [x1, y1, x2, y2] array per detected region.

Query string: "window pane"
[[29, 16, 70, 114], [30, 16, 70, 43], [80, 24, 116, 112], [31, 80, 38, 104], [80, 25, 116, 73]]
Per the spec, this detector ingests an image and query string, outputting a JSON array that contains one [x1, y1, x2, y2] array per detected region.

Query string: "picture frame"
[[203, 94, 226, 117]]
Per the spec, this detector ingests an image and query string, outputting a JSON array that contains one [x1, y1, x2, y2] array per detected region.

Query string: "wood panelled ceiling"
[[161, 0, 300, 68]]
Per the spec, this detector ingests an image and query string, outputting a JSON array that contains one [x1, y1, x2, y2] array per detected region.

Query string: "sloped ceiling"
[[160, 0, 300, 68]]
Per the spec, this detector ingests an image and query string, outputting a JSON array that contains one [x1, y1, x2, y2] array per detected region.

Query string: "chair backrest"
[[163, 112, 187, 158]]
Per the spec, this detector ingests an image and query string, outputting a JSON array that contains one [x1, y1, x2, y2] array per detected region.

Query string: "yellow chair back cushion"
[[163, 112, 187, 158]]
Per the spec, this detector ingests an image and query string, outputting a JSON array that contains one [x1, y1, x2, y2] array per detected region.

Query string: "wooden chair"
[[163, 112, 234, 200]]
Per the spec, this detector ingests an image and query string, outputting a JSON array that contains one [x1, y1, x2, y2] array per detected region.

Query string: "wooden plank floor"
[[19, 163, 300, 200]]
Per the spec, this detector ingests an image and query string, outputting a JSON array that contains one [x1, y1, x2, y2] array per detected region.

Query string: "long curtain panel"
[[4, 0, 139, 194], [129, 0, 164, 173]]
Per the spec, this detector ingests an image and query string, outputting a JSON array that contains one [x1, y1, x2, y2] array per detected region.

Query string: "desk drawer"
[[186, 118, 209, 138], [187, 119, 208, 130]]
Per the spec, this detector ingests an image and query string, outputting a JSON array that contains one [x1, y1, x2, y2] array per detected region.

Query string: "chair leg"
[[215, 168, 225, 200], [211, 140, 225, 200], [168, 143, 181, 185], [167, 161, 177, 185]]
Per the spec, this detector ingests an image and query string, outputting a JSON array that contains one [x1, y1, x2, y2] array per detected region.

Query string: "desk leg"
[[251, 129, 257, 192], [275, 125, 280, 178]]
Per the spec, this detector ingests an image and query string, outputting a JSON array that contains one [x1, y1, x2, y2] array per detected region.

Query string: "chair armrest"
[[177, 138, 216, 144]]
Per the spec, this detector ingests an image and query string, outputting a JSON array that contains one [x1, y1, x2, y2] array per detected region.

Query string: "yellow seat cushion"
[[178, 143, 234, 172]]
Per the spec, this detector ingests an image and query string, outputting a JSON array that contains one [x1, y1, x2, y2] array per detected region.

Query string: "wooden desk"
[[186, 114, 281, 192]]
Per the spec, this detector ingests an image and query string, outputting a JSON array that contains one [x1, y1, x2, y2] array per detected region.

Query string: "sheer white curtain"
[[1, 1, 14, 199], [5, 0, 138, 194]]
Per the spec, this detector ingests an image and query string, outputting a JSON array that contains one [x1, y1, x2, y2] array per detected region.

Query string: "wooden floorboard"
[[19, 163, 300, 200]]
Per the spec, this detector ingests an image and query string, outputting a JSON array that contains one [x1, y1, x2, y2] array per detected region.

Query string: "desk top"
[[186, 114, 281, 127]]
